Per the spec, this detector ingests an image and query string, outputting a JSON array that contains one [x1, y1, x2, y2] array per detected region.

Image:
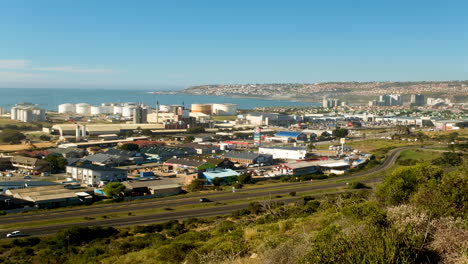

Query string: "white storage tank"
[[90, 106, 102, 115], [58, 103, 76, 113], [159, 104, 172, 112], [10, 107, 18, 120], [75, 103, 91, 115], [212, 103, 237, 116], [122, 105, 137, 117], [113, 106, 123, 115], [191, 103, 212, 115], [100, 105, 113, 114]]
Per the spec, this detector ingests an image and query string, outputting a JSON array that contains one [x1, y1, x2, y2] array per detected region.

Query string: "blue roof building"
[[201, 169, 240, 184], [274, 131, 308, 142]]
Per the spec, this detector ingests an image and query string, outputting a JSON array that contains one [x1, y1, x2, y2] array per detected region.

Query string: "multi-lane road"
[[0, 146, 410, 238]]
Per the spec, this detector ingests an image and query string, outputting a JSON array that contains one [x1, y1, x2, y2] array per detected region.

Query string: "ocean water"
[[0, 88, 319, 110]]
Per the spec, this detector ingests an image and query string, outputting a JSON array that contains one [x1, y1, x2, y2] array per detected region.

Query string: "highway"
[[0, 146, 409, 238]]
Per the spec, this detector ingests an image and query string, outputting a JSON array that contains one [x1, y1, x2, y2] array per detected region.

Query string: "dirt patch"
[[0, 142, 56, 152]]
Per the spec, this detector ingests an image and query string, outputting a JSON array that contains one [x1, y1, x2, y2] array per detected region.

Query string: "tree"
[[187, 179, 206, 192], [431, 152, 464, 167], [0, 129, 26, 144], [103, 182, 126, 198], [39, 134, 51, 141], [238, 173, 253, 184], [44, 155, 68, 173], [332, 128, 349, 139], [377, 163, 443, 205], [186, 126, 205, 134], [211, 177, 224, 187], [183, 136, 195, 143], [119, 143, 139, 151], [411, 165, 468, 218]]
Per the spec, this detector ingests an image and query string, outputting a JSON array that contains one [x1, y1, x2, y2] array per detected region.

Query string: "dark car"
[[199, 198, 210, 203]]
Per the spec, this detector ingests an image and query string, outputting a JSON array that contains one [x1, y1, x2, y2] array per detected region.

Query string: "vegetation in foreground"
[[0, 160, 466, 264]]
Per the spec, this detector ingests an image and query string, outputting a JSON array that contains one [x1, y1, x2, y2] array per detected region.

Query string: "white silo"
[[10, 107, 18, 120], [100, 105, 113, 114], [159, 105, 171, 112], [32, 109, 46, 121], [113, 106, 123, 115], [122, 105, 137, 117], [22, 109, 33, 123], [212, 103, 237, 116], [58, 103, 76, 113], [75, 103, 91, 115], [90, 106, 102, 115]]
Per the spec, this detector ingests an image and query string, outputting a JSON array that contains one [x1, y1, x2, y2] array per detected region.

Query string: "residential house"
[[10, 156, 52, 173]]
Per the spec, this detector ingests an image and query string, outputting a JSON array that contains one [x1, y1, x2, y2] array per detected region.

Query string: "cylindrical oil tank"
[[191, 103, 212, 115], [10, 107, 18, 120], [212, 103, 238, 116], [122, 105, 137, 117], [75, 103, 91, 115], [58, 103, 76, 113], [90, 106, 102, 115], [100, 105, 113, 114], [158, 104, 172, 112], [113, 106, 123, 115]]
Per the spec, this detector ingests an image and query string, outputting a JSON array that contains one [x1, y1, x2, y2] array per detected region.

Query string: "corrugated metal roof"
[[275, 131, 303, 138], [223, 152, 271, 160], [203, 169, 239, 179]]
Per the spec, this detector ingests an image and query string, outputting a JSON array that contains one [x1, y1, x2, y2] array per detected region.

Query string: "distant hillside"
[[184, 81, 468, 101]]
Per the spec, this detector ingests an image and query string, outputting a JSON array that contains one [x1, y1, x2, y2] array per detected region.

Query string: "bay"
[[0, 88, 319, 111]]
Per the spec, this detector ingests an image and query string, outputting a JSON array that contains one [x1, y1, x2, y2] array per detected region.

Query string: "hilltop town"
[[184, 81, 468, 102]]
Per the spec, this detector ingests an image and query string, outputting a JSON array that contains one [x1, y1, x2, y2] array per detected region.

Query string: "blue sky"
[[1, 0, 467, 89]]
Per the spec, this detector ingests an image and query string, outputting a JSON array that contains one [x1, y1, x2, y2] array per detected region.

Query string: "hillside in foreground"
[[1, 159, 467, 264]]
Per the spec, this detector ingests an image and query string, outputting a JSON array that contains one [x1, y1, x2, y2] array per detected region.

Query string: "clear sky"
[[1, 0, 467, 89]]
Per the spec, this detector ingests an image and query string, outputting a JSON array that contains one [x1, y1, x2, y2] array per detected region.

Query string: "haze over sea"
[[0, 88, 319, 111]]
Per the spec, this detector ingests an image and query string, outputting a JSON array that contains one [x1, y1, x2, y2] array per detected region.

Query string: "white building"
[[66, 164, 127, 187], [10, 104, 46, 122], [259, 146, 308, 160]]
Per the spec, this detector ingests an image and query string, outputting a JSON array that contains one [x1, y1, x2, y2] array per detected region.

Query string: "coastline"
[[174, 92, 319, 103]]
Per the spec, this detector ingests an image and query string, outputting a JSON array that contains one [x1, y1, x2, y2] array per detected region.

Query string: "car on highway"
[[199, 198, 210, 203], [23, 175, 32, 179], [6, 231, 22, 238], [6, 173, 13, 177]]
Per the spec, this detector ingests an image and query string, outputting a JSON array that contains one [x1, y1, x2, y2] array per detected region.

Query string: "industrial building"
[[238, 112, 303, 127], [49, 123, 164, 137], [259, 146, 308, 160], [57, 102, 151, 117], [200, 169, 240, 184], [271, 131, 308, 142], [222, 152, 273, 165], [10, 103, 46, 122], [4, 185, 93, 209], [66, 164, 127, 187], [123, 178, 181, 198]]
